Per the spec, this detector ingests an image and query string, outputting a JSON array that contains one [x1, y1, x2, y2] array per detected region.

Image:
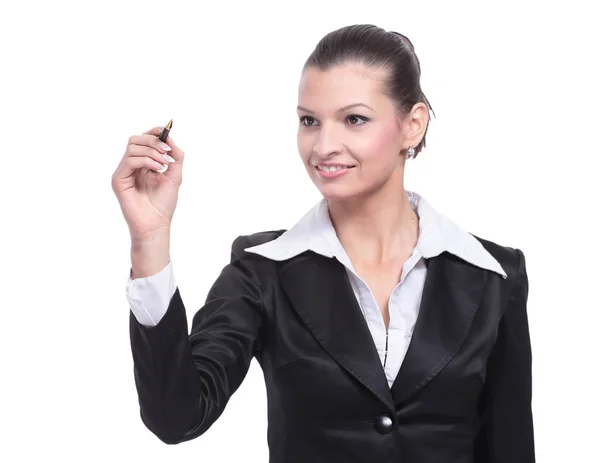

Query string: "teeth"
[[317, 165, 350, 172]]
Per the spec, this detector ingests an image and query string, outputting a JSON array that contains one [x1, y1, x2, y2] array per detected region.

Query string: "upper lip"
[[311, 161, 356, 167]]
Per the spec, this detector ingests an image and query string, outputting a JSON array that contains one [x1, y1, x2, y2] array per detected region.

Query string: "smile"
[[314, 165, 355, 178]]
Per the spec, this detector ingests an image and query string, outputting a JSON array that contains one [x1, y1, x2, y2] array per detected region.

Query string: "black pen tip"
[[165, 119, 173, 130]]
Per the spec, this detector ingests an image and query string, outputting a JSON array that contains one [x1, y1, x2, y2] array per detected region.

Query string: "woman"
[[112, 24, 534, 462]]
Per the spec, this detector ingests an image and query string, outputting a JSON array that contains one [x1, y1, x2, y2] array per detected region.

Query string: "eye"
[[346, 114, 369, 125], [298, 115, 370, 127], [299, 115, 316, 127]]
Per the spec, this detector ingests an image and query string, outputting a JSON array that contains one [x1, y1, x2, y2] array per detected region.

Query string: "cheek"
[[357, 125, 400, 166], [297, 135, 312, 163]]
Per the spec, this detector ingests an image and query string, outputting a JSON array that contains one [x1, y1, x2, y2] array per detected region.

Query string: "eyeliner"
[[158, 119, 173, 143]]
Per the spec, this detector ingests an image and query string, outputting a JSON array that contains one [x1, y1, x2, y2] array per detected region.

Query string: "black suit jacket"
[[129, 230, 535, 462]]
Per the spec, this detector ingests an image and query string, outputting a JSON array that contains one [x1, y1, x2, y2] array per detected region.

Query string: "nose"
[[311, 123, 343, 157]]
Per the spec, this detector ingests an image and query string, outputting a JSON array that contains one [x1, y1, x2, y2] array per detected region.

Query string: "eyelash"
[[298, 115, 370, 127]]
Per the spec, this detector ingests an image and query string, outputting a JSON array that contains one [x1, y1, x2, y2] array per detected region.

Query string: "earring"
[[406, 146, 415, 158]]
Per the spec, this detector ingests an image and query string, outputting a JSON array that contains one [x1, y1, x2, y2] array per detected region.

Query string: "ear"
[[403, 102, 429, 148]]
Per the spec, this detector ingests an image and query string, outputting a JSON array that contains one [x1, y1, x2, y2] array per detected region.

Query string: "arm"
[[474, 248, 535, 462], [128, 235, 266, 444]]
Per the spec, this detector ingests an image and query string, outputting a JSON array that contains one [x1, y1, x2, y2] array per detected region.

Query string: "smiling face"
[[297, 62, 413, 202]]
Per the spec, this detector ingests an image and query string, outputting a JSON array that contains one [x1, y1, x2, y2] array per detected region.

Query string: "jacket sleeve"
[[474, 248, 536, 462], [129, 235, 266, 444]]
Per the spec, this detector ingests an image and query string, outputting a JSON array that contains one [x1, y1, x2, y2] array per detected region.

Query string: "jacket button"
[[374, 414, 393, 434]]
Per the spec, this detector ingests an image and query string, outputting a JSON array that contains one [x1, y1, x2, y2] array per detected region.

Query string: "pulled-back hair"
[[303, 24, 435, 159]]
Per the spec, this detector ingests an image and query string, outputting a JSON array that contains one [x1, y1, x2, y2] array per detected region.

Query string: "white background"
[[1, 0, 598, 461]]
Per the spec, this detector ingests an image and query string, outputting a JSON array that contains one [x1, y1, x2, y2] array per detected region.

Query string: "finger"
[[114, 155, 168, 181], [126, 144, 175, 167], [129, 132, 184, 163], [143, 126, 164, 136], [128, 133, 175, 157], [125, 135, 176, 170], [143, 125, 176, 147]]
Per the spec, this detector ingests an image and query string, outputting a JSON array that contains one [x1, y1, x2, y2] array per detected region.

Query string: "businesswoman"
[[112, 24, 535, 462]]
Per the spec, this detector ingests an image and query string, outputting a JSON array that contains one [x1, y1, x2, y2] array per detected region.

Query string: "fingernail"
[[158, 142, 171, 151], [162, 154, 176, 163]]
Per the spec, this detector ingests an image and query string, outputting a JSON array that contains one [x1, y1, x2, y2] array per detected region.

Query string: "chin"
[[307, 166, 381, 202], [316, 178, 389, 204], [316, 184, 362, 202]]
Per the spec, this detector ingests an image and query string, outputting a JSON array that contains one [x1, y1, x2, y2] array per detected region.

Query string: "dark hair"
[[302, 24, 435, 159]]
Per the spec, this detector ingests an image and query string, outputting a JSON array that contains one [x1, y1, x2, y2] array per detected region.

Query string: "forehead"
[[298, 63, 389, 107]]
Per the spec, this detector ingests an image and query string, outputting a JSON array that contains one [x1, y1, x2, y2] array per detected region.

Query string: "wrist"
[[130, 232, 171, 279], [131, 229, 170, 251]]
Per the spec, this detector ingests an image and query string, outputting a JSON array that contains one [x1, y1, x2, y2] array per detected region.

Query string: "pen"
[[155, 119, 173, 173], [158, 119, 173, 143]]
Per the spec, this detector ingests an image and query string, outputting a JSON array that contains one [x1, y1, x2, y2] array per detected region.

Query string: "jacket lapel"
[[278, 251, 396, 412], [278, 249, 490, 410], [390, 251, 489, 404]]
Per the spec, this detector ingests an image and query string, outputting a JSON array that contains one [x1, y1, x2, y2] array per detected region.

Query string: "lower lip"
[[314, 166, 355, 178]]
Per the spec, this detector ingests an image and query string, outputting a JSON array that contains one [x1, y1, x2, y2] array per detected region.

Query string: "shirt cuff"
[[126, 260, 177, 326]]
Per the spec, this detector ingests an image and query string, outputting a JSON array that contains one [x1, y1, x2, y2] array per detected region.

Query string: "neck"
[[327, 175, 419, 266]]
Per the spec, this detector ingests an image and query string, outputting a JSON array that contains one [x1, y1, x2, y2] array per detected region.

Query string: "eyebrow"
[[296, 103, 375, 114]]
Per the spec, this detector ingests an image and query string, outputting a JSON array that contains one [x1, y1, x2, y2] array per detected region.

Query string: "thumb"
[[165, 135, 183, 162], [162, 134, 184, 181]]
